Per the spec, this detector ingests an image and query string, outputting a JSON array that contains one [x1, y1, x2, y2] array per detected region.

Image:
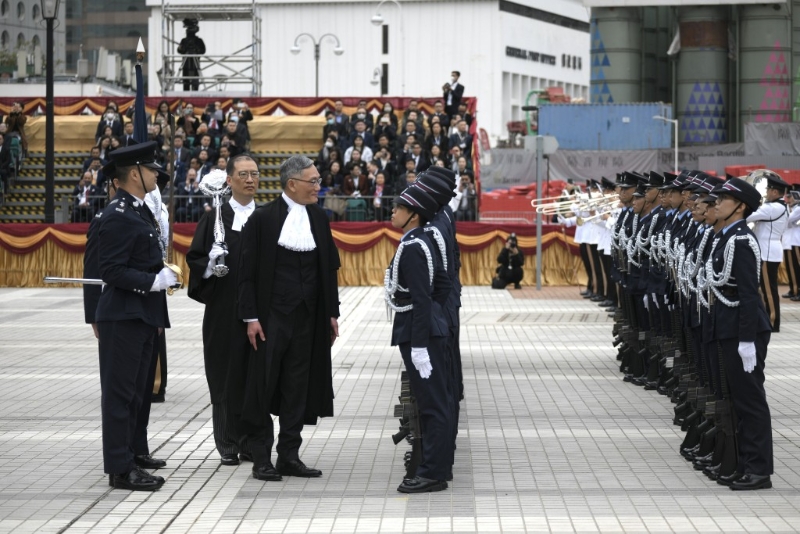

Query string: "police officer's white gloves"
[[209, 243, 228, 261], [738, 341, 757, 373], [651, 292, 660, 310], [643, 294, 649, 310], [411, 347, 433, 379], [151, 266, 178, 292], [556, 214, 567, 225]]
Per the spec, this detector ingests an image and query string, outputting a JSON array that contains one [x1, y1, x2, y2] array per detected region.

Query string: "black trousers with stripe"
[[760, 261, 780, 332]]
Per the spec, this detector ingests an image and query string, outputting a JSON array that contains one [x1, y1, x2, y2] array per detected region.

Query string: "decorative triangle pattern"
[[758, 41, 790, 122], [590, 20, 612, 104], [682, 80, 727, 145]]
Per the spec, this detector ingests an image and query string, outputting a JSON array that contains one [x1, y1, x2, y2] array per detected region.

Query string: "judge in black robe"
[[187, 159, 257, 464], [238, 155, 341, 480]]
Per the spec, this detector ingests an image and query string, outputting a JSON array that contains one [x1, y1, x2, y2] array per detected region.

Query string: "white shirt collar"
[[229, 197, 255, 211], [282, 192, 301, 211]]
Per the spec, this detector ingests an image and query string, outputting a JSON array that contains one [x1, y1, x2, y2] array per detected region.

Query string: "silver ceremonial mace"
[[198, 169, 232, 277]]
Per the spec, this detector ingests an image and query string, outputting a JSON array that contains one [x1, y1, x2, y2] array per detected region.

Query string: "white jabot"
[[278, 193, 317, 251], [229, 197, 255, 232]]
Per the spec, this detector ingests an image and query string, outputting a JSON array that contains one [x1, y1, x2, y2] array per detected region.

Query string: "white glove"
[[643, 294, 649, 311], [150, 266, 178, 292], [556, 214, 567, 225], [738, 342, 757, 373], [664, 294, 669, 305], [410, 347, 433, 379], [652, 292, 660, 310], [209, 243, 228, 261]]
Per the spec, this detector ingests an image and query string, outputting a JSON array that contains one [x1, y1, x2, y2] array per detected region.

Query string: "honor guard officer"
[[386, 186, 454, 493], [95, 142, 177, 491], [746, 171, 789, 332], [707, 178, 774, 490], [782, 184, 800, 300]]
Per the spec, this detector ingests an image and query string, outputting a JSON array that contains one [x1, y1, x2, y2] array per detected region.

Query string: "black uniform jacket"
[[95, 188, 169, 328], [187, 202, 249, 404], [710, 220, 771, 342], [83, 211, 102, 324], [390, 227, 450, 348], [237, 197, 341, 424]]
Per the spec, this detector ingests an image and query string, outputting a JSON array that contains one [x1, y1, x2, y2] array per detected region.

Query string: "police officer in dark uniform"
[[706, 178, 774, 490], [386, 186, 453, 493], [96, 142, 178, 491]]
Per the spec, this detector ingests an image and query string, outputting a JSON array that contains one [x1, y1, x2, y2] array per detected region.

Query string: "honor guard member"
[[707, 178, 774, 490], [585, 180, 606, 303], [238, 155, 341, 483], [186, 155, 257, 466], [746, 171, 789, 332], [95, 142, 177, 491], [386, 186, 453, 493], [782, 184, 800, 300], [597, 177, 618, 310]]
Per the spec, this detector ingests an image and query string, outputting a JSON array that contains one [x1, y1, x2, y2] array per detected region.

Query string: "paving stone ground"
[[1, 285, 800, 533]]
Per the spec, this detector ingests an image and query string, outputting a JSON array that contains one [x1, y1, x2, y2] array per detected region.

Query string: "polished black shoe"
[[680, 445, 699, 460], [703, 464, 721, 480], [730, 474, 772, 491], [782, 292, 795, 299], [110, 467, 164, 491], [643, 381, 658, 390], [276, 458, 322, 478], [599, 300, 614, 307], [514, 283, 522, 289], [252, 463, 282, 482], [579, 290, 591, 297], [239, 452, 253, 463], [590, 295, 605, 302], [623, 374, 634, 382], [397, 476, 448, 493], [134, 454, 166, 469], [716, 471, 742, 486], [220, 454, 240, 466], [151, 393, 165, 403], [582, 292, 595, 299], [791, 295, 800, 302]]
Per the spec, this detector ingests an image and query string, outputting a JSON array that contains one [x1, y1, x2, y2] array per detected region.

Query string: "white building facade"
[[145, 0, 590, 143]]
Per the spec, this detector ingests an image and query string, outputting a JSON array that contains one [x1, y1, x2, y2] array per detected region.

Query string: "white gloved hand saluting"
[[208, 243, 228, 261], [410, 347, 433, 379], [738, 341, 757, 373], [643, 294, 649, 311], [150, 266, 178, 292]]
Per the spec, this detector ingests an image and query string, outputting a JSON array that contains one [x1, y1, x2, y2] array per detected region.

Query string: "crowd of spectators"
[[72, 98, 255, 222], [314, 72, 477, 221]]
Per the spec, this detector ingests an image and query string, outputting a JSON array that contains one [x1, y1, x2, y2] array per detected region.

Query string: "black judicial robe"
[[237, 197, 341, 427], [186, 203, 249, 406]]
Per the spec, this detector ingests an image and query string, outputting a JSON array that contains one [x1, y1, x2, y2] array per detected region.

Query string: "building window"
[[1, 31, 8, 49], [16, 32, 24, 49], [578, 57, 582, 70], [0, 0, 8, 17], [32, 34, 39, 49], [32, 3, 39, 20], [16, 1, 23, 20], [382, 25, 389, 55]]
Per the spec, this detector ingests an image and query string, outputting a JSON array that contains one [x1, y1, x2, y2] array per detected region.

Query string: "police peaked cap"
[[632, 181, 648, 198], [396, 186, 438, 222], [102, 141, 169, 185], [710, 177, 762, 212], [616, 171, 640, 188], [761, 170, 789, 190], [646, 171, 665, 188], [425, 167, 458, 189], [601, 176, 616, 190], [415, 172, 455, 207]]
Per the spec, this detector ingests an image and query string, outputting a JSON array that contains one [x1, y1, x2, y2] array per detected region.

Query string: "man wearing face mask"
[[317, 135, 338, 170], [350, 104, 373, 133], [443, 71, 464, 117], [177, 105, 200, 137], [96, 108, 124, 142]]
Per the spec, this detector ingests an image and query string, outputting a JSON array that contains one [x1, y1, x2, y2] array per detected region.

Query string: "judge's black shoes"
[[397, 476, 448, 493], [716, 471, 742, 486], [252, 463, 282, 482], [109, 467, 164, 491], [220, 454, 240, 466], [730, 474, 772, 491], [239, 452, 253, 463], [134, 454, 166, 469], [276, 458, 322, 478]]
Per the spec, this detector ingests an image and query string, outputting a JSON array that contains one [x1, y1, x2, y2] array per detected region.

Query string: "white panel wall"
[[146, 0, 589, 142]]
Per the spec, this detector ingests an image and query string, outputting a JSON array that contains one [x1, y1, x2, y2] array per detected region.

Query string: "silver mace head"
[[211, 264, 229, 277]]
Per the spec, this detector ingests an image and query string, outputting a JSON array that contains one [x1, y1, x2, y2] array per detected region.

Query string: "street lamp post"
[[41, 0, 60, 224], [290, 33, 343, 97], [371, 0, 404, 96], [653, 115, 679, 174]]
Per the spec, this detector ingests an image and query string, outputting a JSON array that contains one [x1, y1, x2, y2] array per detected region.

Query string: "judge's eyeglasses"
[[292, 177, 323, 187], [237, 171, 260, 179]]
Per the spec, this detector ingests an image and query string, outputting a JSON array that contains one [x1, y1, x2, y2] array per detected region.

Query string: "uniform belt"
[[393, 298, 413, 306], [720, 287, 738, 298]]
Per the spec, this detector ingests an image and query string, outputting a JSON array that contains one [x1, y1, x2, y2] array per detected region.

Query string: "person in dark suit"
[[72, 171, 99, 222], [348, 119, 375, 151], [172, 135, 191, 167], [119, 122, 137, 147], [0, 133, 12, 192], [430, 100, 451, 129], [350, 105, 373, 133], [95, 108, 124, 142], [341, 164, 371, 197], [176, 104, 201, 137], [410, 143, 431, 174], [443, 71, 464, 117], [95, 142, 177, 491], [238, 155, 341, 482], [186, 155, 258, 466], [385, 185, 453, 493], [707, 178, 774, 491], [449, 120, 473, 160]]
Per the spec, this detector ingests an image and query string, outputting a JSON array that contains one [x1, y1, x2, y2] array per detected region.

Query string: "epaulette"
[[113, 199, 127, 213], [94, 211, 102, 219]]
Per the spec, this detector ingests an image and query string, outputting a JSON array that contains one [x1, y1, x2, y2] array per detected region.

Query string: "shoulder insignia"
[[94, 212, 102, 219]]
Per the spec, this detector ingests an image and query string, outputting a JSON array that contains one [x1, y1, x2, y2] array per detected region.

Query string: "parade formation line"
[[1, 286, 800, 533]]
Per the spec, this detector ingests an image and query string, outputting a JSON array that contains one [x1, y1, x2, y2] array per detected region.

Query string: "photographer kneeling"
[[493, 233, 524, 289]]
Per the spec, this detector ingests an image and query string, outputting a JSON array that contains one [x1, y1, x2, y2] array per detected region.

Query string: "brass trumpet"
[[535, 194, 618, 214]]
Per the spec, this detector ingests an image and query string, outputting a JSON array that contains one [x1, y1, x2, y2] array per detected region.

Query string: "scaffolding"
[[160, 0, 262, 96]]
